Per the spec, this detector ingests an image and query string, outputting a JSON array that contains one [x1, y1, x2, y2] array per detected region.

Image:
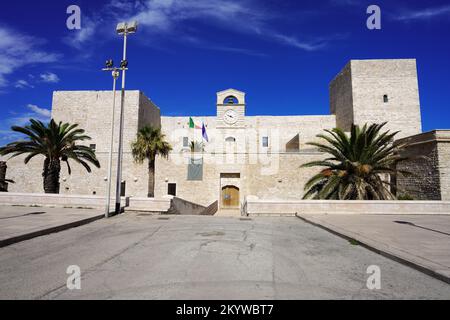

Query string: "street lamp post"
[[102, 61, 121, 218], [114, 21, 138, 215]]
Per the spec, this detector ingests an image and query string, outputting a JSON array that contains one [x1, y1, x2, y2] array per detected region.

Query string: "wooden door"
[[222, 186, 239, 208]]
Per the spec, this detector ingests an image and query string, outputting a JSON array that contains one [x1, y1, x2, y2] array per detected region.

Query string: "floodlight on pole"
[[102, 58, 128, 218], [114, 21, 138, 216]]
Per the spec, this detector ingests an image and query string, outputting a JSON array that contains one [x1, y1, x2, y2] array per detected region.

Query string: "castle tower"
[[216, 88, 246, 128], [330, 59, 422, 138]]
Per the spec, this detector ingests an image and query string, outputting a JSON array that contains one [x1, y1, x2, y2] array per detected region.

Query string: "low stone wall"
[[201, 201, 218, 216], [127, 197, 172, 212], [167, 197, 206, 215], [244, 200, 450, 216], [0, 192, 129, 209]]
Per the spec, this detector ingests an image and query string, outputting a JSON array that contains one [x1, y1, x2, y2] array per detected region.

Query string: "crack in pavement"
[[37, 226, 163, 299]]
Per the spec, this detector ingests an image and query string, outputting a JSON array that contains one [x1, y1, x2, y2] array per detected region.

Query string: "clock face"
[[223, 109, 238, 125]]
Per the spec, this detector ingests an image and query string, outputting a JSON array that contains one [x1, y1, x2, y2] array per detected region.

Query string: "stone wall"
[[244, 199, 450, 216], [2, 91, 161, 197], [330, 61, 354, 131], [437, 139, 450, 200], [330, 59, 422, 139], [155, 113, 336, 207], [395, 130, 450, 200]]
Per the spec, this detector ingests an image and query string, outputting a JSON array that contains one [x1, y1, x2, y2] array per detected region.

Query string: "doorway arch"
[[221, 185, 239, 208]]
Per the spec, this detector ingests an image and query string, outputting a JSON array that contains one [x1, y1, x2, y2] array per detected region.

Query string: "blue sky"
[[1, 0, 450, 143]]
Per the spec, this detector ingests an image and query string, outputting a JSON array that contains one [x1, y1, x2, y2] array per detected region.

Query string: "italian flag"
[[189, 117, 202, 129]]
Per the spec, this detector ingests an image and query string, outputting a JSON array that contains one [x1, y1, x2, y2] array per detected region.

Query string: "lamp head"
[[105, 59, 114, 68], [127, 21, 138, 33], [116, 21, 138, 34], [116, 22, 126, 34]]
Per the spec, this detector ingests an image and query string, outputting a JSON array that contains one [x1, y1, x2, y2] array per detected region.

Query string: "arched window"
[[383, 94, 389, 103], [224, 96, 238, 105], [225, 136, 236, 142]]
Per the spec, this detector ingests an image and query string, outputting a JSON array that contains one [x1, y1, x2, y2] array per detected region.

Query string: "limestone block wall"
[[395, 130, 450, 200], [330, 61, 354, 131], [154, 151, 329, 207], [351, 59, 422, 138], [155, 114, 337, 206], [2, 91, 160, 197], [437, 133, 450, 200], [330, 59, 422, 139]]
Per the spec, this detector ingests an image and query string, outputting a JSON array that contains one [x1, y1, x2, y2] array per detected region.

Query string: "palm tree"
[[0, 119, 100, 194], [131, 125, 172, 197], [301, 122, 411, 200]]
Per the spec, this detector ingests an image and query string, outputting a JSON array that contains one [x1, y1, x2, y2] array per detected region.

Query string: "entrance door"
[[222, 186, 239, 208]]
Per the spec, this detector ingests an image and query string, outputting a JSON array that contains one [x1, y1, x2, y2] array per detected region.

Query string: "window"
[[224, 95, 238, 105], [225, 136, 236, 142], [262, 136, 269, 147], [90, 144, 96, 151], [120, 181, 126, 197], [168, 183, 177, 196], [383, 95, 389, 103], [183, 137, 189, 147]]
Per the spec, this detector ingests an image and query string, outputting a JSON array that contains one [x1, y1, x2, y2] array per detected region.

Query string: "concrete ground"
[[0, 213, 449, 300], [298, 214, 450, 282], [0, 206, 103, 247]]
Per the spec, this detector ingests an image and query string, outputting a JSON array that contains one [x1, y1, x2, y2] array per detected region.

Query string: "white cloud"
[[271, 34, 327, 51], [0, 104, 52, 144], [0, 27, 60, 88], [15, 80, 34, 89], [67, 0, 339, 54], [395, 5, 450, 21], [40, 72, 60, 83], [126, 0, 338, 52], [26, 104, 51, 118], [63, 16, 97, 50]]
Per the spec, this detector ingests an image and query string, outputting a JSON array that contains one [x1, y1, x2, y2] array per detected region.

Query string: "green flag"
[[189, 117, 195, 129]]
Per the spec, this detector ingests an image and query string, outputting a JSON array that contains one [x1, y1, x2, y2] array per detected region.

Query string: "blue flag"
[[202, 123, 209, 142]]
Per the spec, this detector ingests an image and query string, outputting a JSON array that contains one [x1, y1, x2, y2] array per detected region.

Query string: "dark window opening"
[[262, 136, 269, 147], [120, 181, 126, 197], [90, 144, 96, 151], [224, 95, 238, 105], [383, 95, 389, 103], [183, 137, 189, 147], [168, 183, 177, 196]]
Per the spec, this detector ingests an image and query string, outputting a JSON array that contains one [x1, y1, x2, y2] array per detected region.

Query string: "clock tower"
[[216, 89, 246, 128]]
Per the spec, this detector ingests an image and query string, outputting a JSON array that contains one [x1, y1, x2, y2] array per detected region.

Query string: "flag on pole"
[[189, 117, 202, 129], [202, 123, 209, 142]]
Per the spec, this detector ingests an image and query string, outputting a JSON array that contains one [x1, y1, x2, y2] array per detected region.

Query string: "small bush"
[[397, 194, 414, 201]]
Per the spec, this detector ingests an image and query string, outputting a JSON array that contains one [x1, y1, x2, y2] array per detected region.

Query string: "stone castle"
[[1, 59, 449, 208]]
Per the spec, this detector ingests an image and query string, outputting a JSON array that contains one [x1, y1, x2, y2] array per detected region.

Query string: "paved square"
[[299, 214, 450, 282], [0, 206, 103, 246], [0, 213, 449, 299]]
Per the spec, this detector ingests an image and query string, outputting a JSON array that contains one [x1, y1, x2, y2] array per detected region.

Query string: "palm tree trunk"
[[43, 158, 61, 194], [0, 161, 7, 192], [148, 158, 155, 198]]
